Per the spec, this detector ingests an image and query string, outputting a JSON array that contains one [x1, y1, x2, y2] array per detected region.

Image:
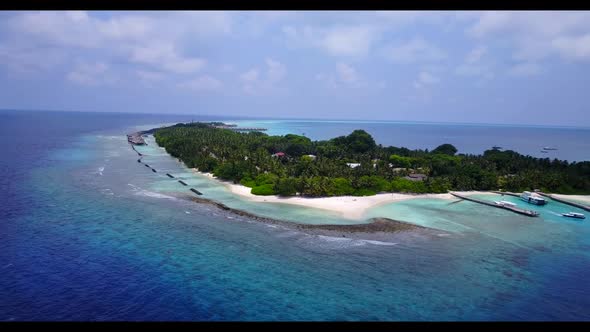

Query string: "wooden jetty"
[[144, 164, 150, 168], [178, 180, 188, 186], [130, 145, 143, 156], [166, 173, 175, 178], [190, 188, 203, 195], [151, 168, 157, 173], [537, 192, 590, 212], [213, 126, 267, 132], [491, 190, 521, 197], [127, 132, 146, 145], [450, 192, 539, 217], [137, 159, 142, 163]]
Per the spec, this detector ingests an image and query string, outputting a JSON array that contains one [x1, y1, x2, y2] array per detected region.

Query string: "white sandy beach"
[[192, 169, 494, 219], [551, 194, 590, 205]]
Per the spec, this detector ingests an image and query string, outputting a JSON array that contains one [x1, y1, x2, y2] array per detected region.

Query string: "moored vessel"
[[520, 191, 547, 205], [562, 212, 585, 219], [494, 200, 517, 207]]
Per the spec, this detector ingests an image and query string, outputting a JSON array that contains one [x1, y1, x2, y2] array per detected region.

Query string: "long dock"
[[127, 132, 146, 145], [492, 191, 520, 198], [213, 126, 267, 132], [537, 192, 590, 212], [128, 130, 207, 197], [450, 192, 539, 217]]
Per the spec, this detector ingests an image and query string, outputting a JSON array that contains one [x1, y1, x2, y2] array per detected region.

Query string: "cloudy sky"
[[1, 11, 590, 126]]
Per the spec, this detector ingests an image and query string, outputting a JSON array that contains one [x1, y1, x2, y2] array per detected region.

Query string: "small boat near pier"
[[562, 212, 585, 219]]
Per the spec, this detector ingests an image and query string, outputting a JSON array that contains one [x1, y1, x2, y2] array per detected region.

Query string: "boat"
[[495, 200, 517, 207], [543, 146, 558, 150], [540, 150, 549, 153], [492, 146, 503, 150], [562, 212, 585, 219], [520, 191, 547, 205]]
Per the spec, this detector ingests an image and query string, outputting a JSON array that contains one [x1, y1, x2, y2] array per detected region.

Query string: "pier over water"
[[537, 192, 590, 212], [127, 132, 146, 145], [213, 126, 267, 132], [450, 192, 539, 217]]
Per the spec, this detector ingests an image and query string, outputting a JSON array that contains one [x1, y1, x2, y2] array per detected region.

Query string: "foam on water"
[[297, 235, 398, 250], [361, 240, 398, 246]]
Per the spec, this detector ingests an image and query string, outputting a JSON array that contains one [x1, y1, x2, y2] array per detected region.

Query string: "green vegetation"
[[153, 123, 590, 196]]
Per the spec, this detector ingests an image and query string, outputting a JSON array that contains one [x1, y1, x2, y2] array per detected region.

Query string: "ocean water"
[[228, 119, 590, 162], [1, 109, 590, 321]]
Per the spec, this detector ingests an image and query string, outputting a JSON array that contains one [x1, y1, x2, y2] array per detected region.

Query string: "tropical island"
[[151, 122, 590, 199]]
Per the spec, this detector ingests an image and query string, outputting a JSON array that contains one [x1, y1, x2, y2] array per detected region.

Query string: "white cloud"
[[178, 75, 223, 92], [220, 64, 234, 72], [265, 58, 287, 83], [383, 37, 447, 63], [322, 26, 378, 57], [67, 62, 117, 86], [552, 34, 590, 61], [233, 11, 295, 38], [419, 71, 439, 84], [282, 25, 379, 57], [455, 64, 495, 80], [467, 11, 590, 62], [454, 45, 494, 81], [316, 63, 378, 90], [97, 15, 153, 41], [0, 44, 66, 75], [240, 69, 260, 82], [467, 11, 513, 38], [508, 62, 542, 77], [374, 11, 431, 25], [3, 11, 231, 80], [129, 42, 206, 74], [239, 58, 287, 95], [466, 46, 487, 64], [9, 11, 100, 48], [336, 63, 358, 83], [136, 70, 165, 83], [413, 71, 440, 89]]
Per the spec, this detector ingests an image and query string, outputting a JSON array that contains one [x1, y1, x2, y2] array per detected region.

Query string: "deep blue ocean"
[[1, 109, 590, 321]]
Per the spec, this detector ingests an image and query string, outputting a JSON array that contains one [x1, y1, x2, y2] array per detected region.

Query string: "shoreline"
[[184, 194, 443, 239], [550, 194, 590, 205], [190, 168, 493, 220]]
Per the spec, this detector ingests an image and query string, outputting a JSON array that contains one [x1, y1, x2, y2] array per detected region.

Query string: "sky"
[[1, 11, 590, 126]]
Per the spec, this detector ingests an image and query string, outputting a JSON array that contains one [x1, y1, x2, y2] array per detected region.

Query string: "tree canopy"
[[153, 123, 590, 197]]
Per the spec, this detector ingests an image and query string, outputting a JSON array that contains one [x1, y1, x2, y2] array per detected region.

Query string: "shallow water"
[[1, 110, 590, 321]]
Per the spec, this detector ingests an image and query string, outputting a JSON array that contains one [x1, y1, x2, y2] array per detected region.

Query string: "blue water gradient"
[[1, 110, 590, 321]]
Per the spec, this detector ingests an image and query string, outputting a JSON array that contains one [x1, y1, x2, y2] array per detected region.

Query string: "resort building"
[[404, 173, 428, 181], [346, 163, 361, 168], [272, 152, 286, 158]]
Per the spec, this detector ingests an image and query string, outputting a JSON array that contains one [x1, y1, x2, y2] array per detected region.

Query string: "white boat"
[[562, 212, 585, 219], [520, 191, 547, 205], [495, 200, 517, 207], [543, 146, 558, 150]]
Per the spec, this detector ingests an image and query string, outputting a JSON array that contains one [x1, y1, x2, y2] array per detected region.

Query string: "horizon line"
[[2, 107, 589, 130]]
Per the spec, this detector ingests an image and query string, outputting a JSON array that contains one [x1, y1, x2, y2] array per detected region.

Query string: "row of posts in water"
[[131, 141, 202, 196]]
